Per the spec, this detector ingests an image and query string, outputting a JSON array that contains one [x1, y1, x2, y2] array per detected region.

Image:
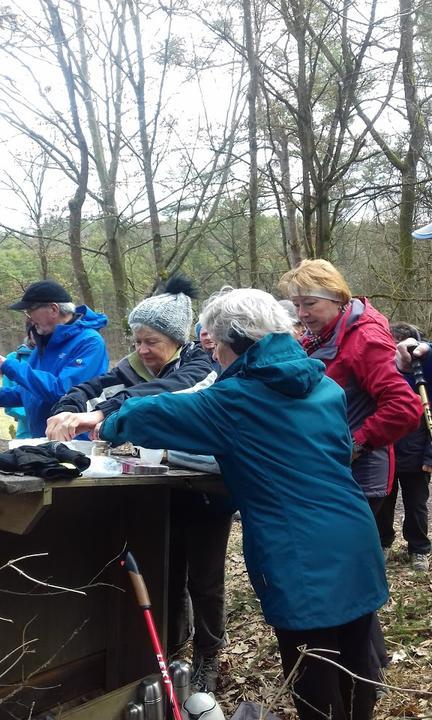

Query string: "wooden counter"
[[0, 468, 222, 720]]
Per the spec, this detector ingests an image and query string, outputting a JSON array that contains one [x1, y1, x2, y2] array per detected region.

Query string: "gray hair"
[[201, 287, 294, 344], [58, 302, 76, 315], [278, 299, 301, 324], [129, 323, 150, 335]]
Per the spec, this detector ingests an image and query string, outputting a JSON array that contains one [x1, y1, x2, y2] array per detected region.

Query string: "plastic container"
[[65, 440, 94, 455], [81, 456, 123, 477], [134, 447, 164, 465]]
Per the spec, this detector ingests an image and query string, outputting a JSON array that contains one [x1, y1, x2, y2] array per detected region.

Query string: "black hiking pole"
[[409, 345, 432, 439], [120, 550, 183, 720]]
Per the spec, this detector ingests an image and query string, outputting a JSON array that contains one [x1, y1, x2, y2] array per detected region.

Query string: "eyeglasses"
[[24, 304, 46, 319]]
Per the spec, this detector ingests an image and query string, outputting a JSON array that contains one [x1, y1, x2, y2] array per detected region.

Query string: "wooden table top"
[[0, 466, 221, 495]]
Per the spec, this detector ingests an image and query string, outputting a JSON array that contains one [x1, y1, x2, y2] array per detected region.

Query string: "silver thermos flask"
[[124, 702, 145, 719], [169, 660, 191, 706], [137, 675, 164, 720]]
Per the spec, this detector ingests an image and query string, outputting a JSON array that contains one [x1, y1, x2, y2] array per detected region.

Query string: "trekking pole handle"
[[408, 345, 432, 438], [408, 344, 427, 388], [121, 550, 151, 608]]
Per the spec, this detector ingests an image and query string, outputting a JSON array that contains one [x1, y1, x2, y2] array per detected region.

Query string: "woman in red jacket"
[[279, 259, 423, 516]]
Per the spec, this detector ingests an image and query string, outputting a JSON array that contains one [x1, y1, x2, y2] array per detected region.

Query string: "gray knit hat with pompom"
[[128, 275, 198, 345]]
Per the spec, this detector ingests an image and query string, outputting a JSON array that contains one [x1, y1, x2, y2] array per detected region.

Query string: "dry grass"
[[0, 408, 15, 440], [219, 519, 432, 719]]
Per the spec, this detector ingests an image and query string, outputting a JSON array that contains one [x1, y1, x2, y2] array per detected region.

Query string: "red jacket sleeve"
[[349, 326, 423, 448]]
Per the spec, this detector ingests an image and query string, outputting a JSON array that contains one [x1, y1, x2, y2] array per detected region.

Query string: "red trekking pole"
[[121, 550, 183, 720]]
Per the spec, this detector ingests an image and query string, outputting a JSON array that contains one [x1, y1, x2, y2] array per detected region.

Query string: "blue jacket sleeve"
[[0, 386, 24, 409], [2, 369, 26, 418], [1, 337, 107, 404], [100, 388, 233, 457]]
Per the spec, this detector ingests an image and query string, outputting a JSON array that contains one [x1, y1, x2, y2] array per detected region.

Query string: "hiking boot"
[[409, 553, 429, 572], [191, 650, 219, 693]]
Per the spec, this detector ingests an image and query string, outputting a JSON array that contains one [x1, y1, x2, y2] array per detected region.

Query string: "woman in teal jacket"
[[71, 287, 388, 719]]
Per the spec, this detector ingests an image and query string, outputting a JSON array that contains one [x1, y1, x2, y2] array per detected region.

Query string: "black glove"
[[0, 442, 91, 480]]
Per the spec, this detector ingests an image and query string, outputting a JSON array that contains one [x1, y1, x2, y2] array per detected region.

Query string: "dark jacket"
[[395, 420, 432, 473], [51, 342, 215, 418], [100, 333, 388, 630], [307, 298, 422, 496], [0, 306, 109, 437], [395, 351, 432, 472]]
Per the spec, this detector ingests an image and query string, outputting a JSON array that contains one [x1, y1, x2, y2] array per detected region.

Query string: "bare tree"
[[243, 0, 259, 284], [41, 0, 94, 306], [0, 149, 52, 277], [72, 0, 129, 334]]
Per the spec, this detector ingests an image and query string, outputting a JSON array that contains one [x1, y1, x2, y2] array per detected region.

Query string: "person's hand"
[[0, 355, 6, 371], [89, 422, 103, 441], [46, 411, 104, 441], [396, 339, 430, 372], [422, 464, 432, 474]]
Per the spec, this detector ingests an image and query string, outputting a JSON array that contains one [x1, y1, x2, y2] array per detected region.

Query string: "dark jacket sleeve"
[[50, 365, 131, 415], [95, 346, 214, 418], [423, 438, 432, 468]]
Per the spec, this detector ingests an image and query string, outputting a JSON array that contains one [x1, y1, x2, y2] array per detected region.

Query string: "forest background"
[[0, 0, 431, 360]]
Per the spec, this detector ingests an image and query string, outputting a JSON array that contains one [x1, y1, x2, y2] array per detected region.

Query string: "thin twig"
[[86, 541, 127, 585], [6, 562, 86, 596], [303, 647, 432, 696]]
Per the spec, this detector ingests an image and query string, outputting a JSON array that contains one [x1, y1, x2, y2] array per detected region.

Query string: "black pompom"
[[164, 274, 198, 299]]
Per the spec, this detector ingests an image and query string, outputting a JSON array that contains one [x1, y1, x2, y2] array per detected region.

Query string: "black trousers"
[[377, 471, 431, 555], [167, 491, 233, 656], [275, 614, 376, 720], [365, 497, 389, 674]]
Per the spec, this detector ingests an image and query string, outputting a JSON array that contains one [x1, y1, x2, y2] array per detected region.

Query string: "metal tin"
[[137, 676, 164, 720], [169, 660, 191, 706], [124, 702, 145, 719], [91, 440, 109, 456], [121, 459, 168, 475]]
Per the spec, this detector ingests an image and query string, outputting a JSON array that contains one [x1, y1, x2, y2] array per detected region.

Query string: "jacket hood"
[[74, 304, 108, 330], [48, 305, 108, 346], [345, 297, 389, 334], [222, 332, 325, 397]]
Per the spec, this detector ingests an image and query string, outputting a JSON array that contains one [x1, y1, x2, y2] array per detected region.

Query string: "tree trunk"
[[37, 227, 48, 279], [397, 0, 424, 317], [278, 136, 302, 266], [126, 0, 164, 281], [44, 0, 93, 305], [243, 0, 259, 285], [74, 0, 127, 334], [316, 188, 331, 260], [69, 198, 94, 306], [398, 168, 416, 319]]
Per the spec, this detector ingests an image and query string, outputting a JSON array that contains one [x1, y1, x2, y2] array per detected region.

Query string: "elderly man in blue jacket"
[[0, 280, 109, 437]]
